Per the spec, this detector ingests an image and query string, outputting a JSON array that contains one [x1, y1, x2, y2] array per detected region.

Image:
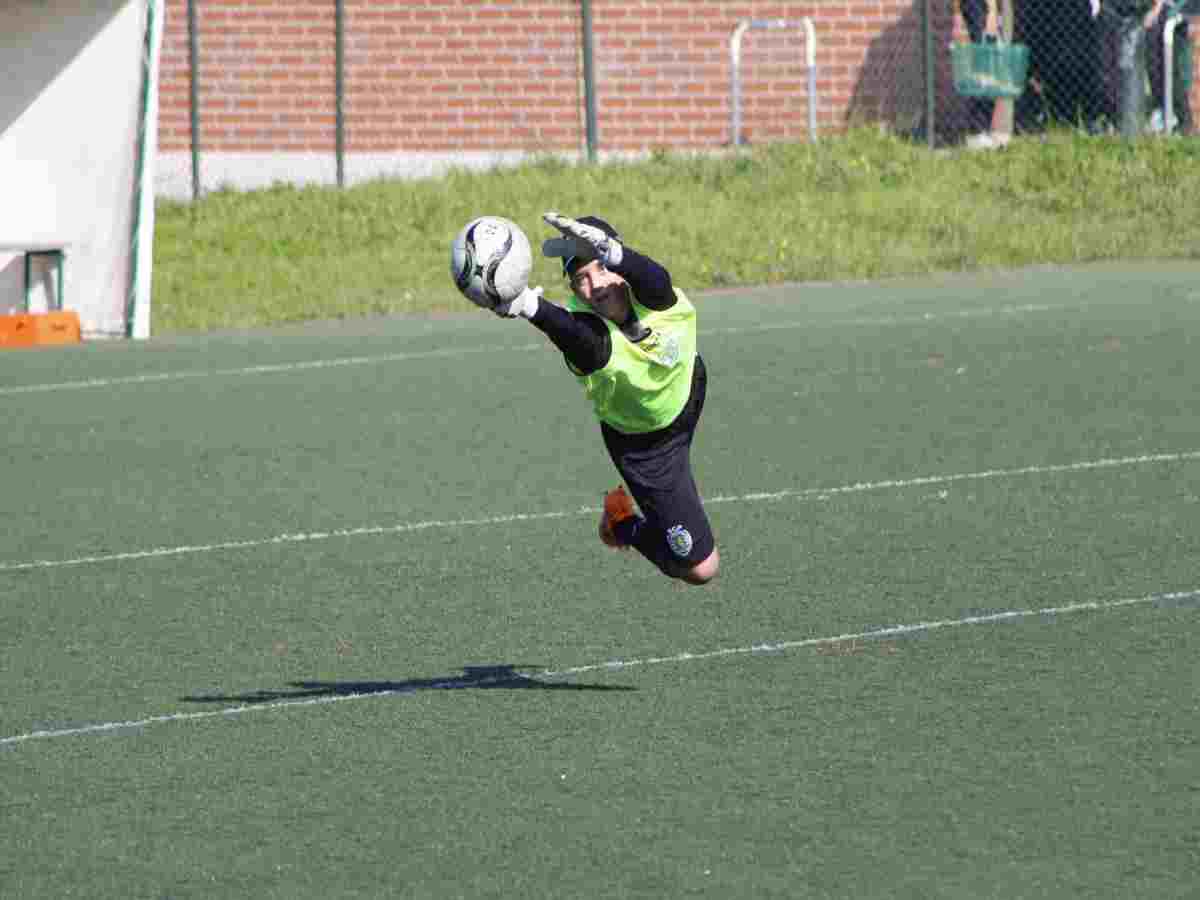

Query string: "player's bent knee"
[[681, 547, 719, 586]]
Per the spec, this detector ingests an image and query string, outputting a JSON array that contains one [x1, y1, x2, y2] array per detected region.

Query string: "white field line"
[[0, 343, 537, 396], [716, 302, 1057, 336], [0, 510, 579, 573], [2, 586, 1196, 748], [544, 588, 1200, 679], [705, 449, 1200, 505], [0, 303, 1063, 397], [1, 449, 1197, 575]]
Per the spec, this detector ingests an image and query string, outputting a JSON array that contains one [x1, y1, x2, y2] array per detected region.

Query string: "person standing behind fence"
[[1014, 0, 1103, 132], [1094, 0, 1158, 134], [959, 0, 999, 146], [1147, 0, 1196, 133], [1047, 0, 1105, 130]]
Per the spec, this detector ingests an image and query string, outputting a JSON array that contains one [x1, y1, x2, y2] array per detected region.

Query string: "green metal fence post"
[[581, 0, 598, 162], [188, 0, 200, 203], [924, 0, 936, 148], [336, 0, 345, 188]]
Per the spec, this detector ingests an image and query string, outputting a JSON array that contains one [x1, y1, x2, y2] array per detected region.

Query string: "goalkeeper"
[[497, 212, 719, 586]]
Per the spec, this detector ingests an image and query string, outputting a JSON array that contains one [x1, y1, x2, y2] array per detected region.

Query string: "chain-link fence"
[[848, 1, 1197, 147], [942, 0, 1197, 142], [157, 1, 1200, 200]]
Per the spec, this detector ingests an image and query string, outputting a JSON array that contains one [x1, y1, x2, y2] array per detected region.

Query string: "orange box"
[[0, 311, 82, 349]]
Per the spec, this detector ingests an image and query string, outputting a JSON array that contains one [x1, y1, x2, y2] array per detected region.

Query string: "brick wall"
[[157, 2, 1200, 165], [158, 0, 926, 157]]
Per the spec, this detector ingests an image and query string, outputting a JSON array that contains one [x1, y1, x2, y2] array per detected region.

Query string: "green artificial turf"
[[2, 262, 1199, 898]]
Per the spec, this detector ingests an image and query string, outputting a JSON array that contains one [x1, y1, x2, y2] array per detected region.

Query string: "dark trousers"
[[601, 357, 715, 574], [1017, 0, 1104, 131]]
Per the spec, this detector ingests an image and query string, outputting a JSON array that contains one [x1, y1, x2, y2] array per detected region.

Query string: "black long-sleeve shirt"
[[529, 247, 675, 375]]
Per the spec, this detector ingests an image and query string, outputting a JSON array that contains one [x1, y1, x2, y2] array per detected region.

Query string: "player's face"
[[569, 260, 632, 324]]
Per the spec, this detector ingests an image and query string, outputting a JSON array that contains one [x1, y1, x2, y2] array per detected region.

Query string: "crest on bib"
[[657, 333, 681, 367], [666, 524, 694, 558], [640, 329, 681, 367]]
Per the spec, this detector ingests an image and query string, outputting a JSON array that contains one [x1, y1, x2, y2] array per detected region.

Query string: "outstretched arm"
[[529, 301, 611, 375], [495, 286, 611, 375], [608, 246, 675, 311], [543, 212, 677, 310]]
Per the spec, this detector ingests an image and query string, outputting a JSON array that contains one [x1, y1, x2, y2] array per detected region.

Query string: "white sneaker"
[[965, 132, 997, 150]]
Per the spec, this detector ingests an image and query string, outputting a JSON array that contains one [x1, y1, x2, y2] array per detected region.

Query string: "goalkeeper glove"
[[543, 212, 624, 268], [493, 285, 542, 319]]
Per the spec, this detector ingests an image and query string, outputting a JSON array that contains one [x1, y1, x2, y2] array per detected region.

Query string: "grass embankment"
[[153, 127, 1200, 333]]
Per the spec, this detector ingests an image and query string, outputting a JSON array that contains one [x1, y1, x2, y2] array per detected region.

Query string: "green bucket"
[[951, 42, 1031, 99]]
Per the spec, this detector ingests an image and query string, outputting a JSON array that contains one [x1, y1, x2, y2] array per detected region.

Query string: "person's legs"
[[964, 97, 996, 137], [1076, 7, 1106, 131], [1040, 0, 1098, 128], [960, 0, 986, 43], [1014, 2, 1048, 132], [1149, 17, 1195, 132], [1097, 13, 1123, 128], [960, 0, 996, 136], [681, 546, 720, 585], [600, 359, 718, 585], [1175, 22, 1195, 133], [1149, 16, 1168, 122], [671, 469, 719, 585], [617, 460, 718, 585]]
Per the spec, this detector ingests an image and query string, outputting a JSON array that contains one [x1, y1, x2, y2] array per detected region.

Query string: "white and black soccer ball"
[[449, 216, 533, 310]]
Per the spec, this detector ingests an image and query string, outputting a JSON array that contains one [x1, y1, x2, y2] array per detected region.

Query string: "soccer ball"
[[449, 216, 533, 310]]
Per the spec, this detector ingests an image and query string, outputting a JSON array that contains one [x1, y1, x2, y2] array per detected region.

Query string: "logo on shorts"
[[666, 524, 693, 558]]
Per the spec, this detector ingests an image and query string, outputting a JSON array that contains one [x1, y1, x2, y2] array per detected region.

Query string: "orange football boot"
[[599, 485, 638, 549]]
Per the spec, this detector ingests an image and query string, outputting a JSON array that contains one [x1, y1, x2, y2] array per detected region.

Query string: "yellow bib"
[[566, 287, 697, 434]]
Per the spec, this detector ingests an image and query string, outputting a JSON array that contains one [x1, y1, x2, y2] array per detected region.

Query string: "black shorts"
[[601, 355, 715, 569]]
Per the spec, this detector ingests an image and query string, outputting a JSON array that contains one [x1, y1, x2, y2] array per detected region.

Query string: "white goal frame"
[[729, 18, 819, 147], [0, 0, 163, 339], [1163, 14, 1190, 135]]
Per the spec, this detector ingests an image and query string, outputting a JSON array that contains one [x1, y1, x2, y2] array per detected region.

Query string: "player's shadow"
[[181, 664, 634, 704]]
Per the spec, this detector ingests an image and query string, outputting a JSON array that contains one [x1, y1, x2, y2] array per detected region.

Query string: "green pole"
[[924, 0, 935, 148], [335, 0, 345, 187], [188, 0, 200, 202], [580, 0, 598, 162]]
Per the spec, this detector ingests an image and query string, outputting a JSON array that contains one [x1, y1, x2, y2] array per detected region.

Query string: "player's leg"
[[682, 546, 720, 585], [623, 463, 718, 585], [598, 356, 716, 583], [601, 421, 717, 584], [670, 355, 717, 584], [664, 469, 719, 585]]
